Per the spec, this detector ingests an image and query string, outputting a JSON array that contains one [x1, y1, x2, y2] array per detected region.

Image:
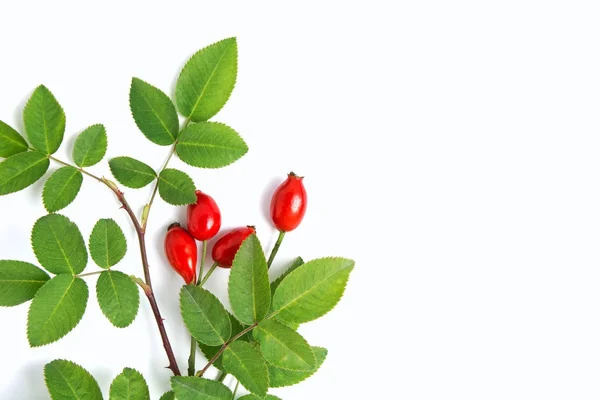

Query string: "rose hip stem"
[[267, 231, 286, 269]]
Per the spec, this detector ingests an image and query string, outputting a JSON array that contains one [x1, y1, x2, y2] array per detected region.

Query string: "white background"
[[0, 1, 599, 399]]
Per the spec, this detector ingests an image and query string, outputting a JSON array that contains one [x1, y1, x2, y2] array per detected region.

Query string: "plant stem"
[[198, 240, 207, 283], [187, 339, 197, 376], [199, 262, 218, 287], [231, 380, 240, 399], [267, 231, 286, 268], [76, 270, 104, 278], [143, 143, 177, 231], [217, 370, 227, 382], [47, 154, 182, 376], [196, 323, 258, 377]]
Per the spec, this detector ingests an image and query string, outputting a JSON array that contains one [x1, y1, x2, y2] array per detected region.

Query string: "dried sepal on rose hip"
[[164, 222, 197, 284], [270, 172, 307, 232], [211, 226, 256, 268], [187, 190, 221, 241]]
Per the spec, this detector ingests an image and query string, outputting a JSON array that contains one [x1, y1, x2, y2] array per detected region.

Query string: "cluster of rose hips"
[[164, 172, 307, 284]]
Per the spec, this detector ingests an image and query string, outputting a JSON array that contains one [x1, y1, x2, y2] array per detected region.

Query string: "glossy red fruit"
[[187, 190, 221, 241], [270, 172, 307, 232], [211, 226, 256, 268], [165, 223, 197, 284]]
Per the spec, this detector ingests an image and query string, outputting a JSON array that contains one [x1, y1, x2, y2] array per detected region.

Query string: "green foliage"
[[271, 256, 304, 295], [0, 120, 28, 157], [42, 166, 83, 212], [27, 275, 88, 347], [176, 37, 238, 122], [0, 151, 49, 195], [171, 376, 232, 400], [176, 122, 248, 169], [272, 257, 354, 324], [97, 271, 139, 328], [130, 78, 179, 146], [109, 367, 150, 400], [222, 341, 269, 396], [197, 312, 248, 371], [109, 157, 156, 188], [72, 124, 107, 167], [229, 234, 271, 325], [31, 214, 88, 275], [23, 85, 65, 154], [254, 319, 315, 372], [180, 285, 231, 346], [89, 219, 127, 268], [158, 168, 196, 205], [159, 392, 175, 400], [44, 359, 102, 400], [237, 395, 282, 400], [268, 346, 327, 388], [0, 260, 49, 306]]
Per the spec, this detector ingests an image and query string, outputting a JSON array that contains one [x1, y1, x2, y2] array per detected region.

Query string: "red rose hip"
[[164, 223, 197, 284], [187, 190, 221, 241], [211, 226, 256, 268], [270, 172, 307, 232]]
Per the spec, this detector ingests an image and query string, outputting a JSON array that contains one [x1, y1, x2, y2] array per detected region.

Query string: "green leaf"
[[228, 234, 270, 325], [253, 319, 315, 371], [176, 38, 237, 122], [72, 124, 107, 167], [32, 214, 88, 275], [268, 346, 327, 388], [272, 257, 354, 324], [130, 78, 179, 146], [27, 275, 88, 347], [109, 367, 149, 400], [0, 151, 49, 195], [197, 312, 248, 371], [89, 219, 127, 268], [271, 256, 304, 295], [109, 157, 156, 189], [176, 122, 248, 169], [237, 395, 282, 400], [222, 341, 269, 396], [158, 168, 196, 205], [44, 359, 102, 400], [23, 85, 65, 154], [171, 376, 232, 400], [0, 120, 28, 157], [159, 392, 175, 400], [97, 271, 139, 328], [180, 285, 231, 346], [42, 166, 83, 212], [0, 260, 50, 306]]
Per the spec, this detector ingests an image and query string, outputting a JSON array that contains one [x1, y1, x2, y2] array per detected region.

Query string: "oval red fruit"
[[187, 190, 221, 241], [211, 226, 256, 268], [270, 172, 307, 232], [164, 223, 197, 284]]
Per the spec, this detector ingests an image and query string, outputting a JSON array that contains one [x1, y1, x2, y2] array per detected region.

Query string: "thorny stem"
[[196, 322, 259, 377], [267, 230, 286, 269], [46, 154, 182, 376]]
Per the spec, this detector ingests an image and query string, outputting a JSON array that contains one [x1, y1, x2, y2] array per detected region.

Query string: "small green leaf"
[[32, 214, 88, 275], [0, 120, 28, 157], [158, 168, 196, 205], [198, 312, 248, 371], [109, 367, 149, 400], [229, 234, 270, 325], [237, 395, 282, 400], [0, 151, 49, 195], [0, 260, 50, 306], [159, 392, 175, 400], [223, 341, 269, 396], [109, 157, 156, 188], [176, 122, 248, 169], [271, 256, 304, 295], [272, 257, 354, 324], [253, 319, 315, 371], [28, 275, 88, 347], [180, 285, 231, 346], [97, 271, 139, 328], [72, 124, 107, 167], [23, 85, 65, 154], [268, 346, 327, 388], [130, 78, 179, 146], [171, 376, 232, 400], [89, 219, 127, 268], [42, 166, 83, 212], [44, 359, 102, 400], [176, 38, 238, 122]]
